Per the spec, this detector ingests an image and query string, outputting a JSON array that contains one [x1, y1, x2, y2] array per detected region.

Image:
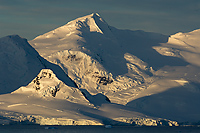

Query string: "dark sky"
[[1, 0, 200, 40]]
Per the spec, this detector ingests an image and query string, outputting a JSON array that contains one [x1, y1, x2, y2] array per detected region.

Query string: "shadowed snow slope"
[[127, 79, 200, 122], [0, 35, 45, 94], [0, 13, 200, 125], [0, 35, 76, 94]]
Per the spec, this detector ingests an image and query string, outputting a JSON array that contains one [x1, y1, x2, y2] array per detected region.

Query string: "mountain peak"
[[7, 34, 21, 39], [167, 28, 200, 47], [31, 13, 113, 46], [91, 12, 104, 21], [92, 12, 100, 17], [2, 35, 25, 43], [13, 69, 62, 97], [79, 12, 101, 19], [66, 12, 109, 34], [70, 12, 104, 23]]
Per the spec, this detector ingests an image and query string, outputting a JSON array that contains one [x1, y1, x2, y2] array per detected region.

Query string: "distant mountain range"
[[0, 13, 200, 126]]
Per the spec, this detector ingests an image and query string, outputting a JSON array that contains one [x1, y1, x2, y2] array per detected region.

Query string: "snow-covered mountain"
[[154, 29, 200, 67], [29, 13, 168, 105], [13, 69, 87, 103], [0, 13, 200, 126], [0, 35, 45, 94]]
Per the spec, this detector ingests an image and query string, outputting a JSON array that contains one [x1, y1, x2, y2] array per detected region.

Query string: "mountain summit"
[[30, 13, 117, 57]]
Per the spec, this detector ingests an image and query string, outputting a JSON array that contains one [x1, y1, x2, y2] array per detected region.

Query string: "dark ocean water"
[[0, 125, 200, 133]]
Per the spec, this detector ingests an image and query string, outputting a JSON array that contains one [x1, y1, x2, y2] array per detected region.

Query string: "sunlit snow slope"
[[154, 29, 200, 66]]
